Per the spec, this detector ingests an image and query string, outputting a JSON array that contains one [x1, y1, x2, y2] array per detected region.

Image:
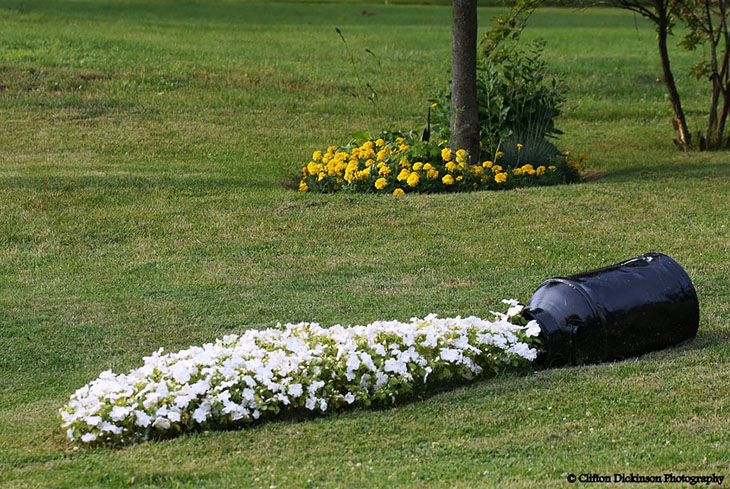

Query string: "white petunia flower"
[[507, 343, 538, 361], [439, 348, 461, 362], [174, 395, 193, 409], [170, 364, 191, 384], [152, 417, 170, 430], [135, 410, 151, 428], [288, 383, 303, 397], [346, 355, 360, 371], [525, 320, 542, 338], [84, 416, 102, 427], [192, 404, 210, 423], [308, 380, 325, 394], [80, 433, 97, 443], [100, 421, 122, 434], [109, 406, 131, 422], [453, 336, 471, 350], [242, 389, 256, 404], [507, 304, 524, 317]]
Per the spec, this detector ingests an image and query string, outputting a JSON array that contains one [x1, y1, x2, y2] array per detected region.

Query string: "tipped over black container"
[[526, 253, 699, 367]]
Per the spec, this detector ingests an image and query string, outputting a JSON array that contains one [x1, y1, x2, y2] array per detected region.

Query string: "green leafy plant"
[[431, 40, 566, 165]]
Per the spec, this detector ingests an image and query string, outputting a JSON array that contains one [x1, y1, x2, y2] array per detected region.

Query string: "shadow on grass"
[[600, 159, 730, 184], [0, 174, 277, 193]]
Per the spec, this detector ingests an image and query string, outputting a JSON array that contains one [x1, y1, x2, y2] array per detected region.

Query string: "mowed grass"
[[0, 1, 728, 487]]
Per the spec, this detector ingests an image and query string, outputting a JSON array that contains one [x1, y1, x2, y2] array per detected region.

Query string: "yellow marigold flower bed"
[[299, 133, 583, 194]]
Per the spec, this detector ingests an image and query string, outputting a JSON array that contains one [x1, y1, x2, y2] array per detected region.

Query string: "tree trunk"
[[717, 86, 730, 145], [656, 8, 693, 151], [706, 52, 720, 147], [451, 0, 480, 164], [716, 1, 730, 145]]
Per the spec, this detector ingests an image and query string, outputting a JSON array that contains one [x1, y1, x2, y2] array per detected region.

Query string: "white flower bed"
[[61, 301, 541, 446]]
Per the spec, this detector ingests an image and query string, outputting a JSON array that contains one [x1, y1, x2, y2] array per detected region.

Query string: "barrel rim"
[[535, 277, 607, 329]]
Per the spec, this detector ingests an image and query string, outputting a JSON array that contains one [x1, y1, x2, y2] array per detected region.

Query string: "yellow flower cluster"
[[299, 137, 584, 195], [565, 152, 588, 173], [512, 163, 550, 176]]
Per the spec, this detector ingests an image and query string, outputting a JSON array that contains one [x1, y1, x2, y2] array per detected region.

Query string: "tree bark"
[[717, 93, 730, 144], [704, 0, 720, 146], [656, 2, 693, 151], [715, 0, 730, 145], [706, 45, 720, 146], [451, 0, 480, 164]]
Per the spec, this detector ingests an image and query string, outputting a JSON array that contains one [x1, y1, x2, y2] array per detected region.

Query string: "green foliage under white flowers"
[[61, 302, 541, 447]]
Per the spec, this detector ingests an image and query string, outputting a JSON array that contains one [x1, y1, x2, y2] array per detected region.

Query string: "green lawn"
[[1, 1, 728, 487]]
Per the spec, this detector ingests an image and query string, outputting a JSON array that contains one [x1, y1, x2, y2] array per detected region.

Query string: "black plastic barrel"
[[526, 253, 699, 367]]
